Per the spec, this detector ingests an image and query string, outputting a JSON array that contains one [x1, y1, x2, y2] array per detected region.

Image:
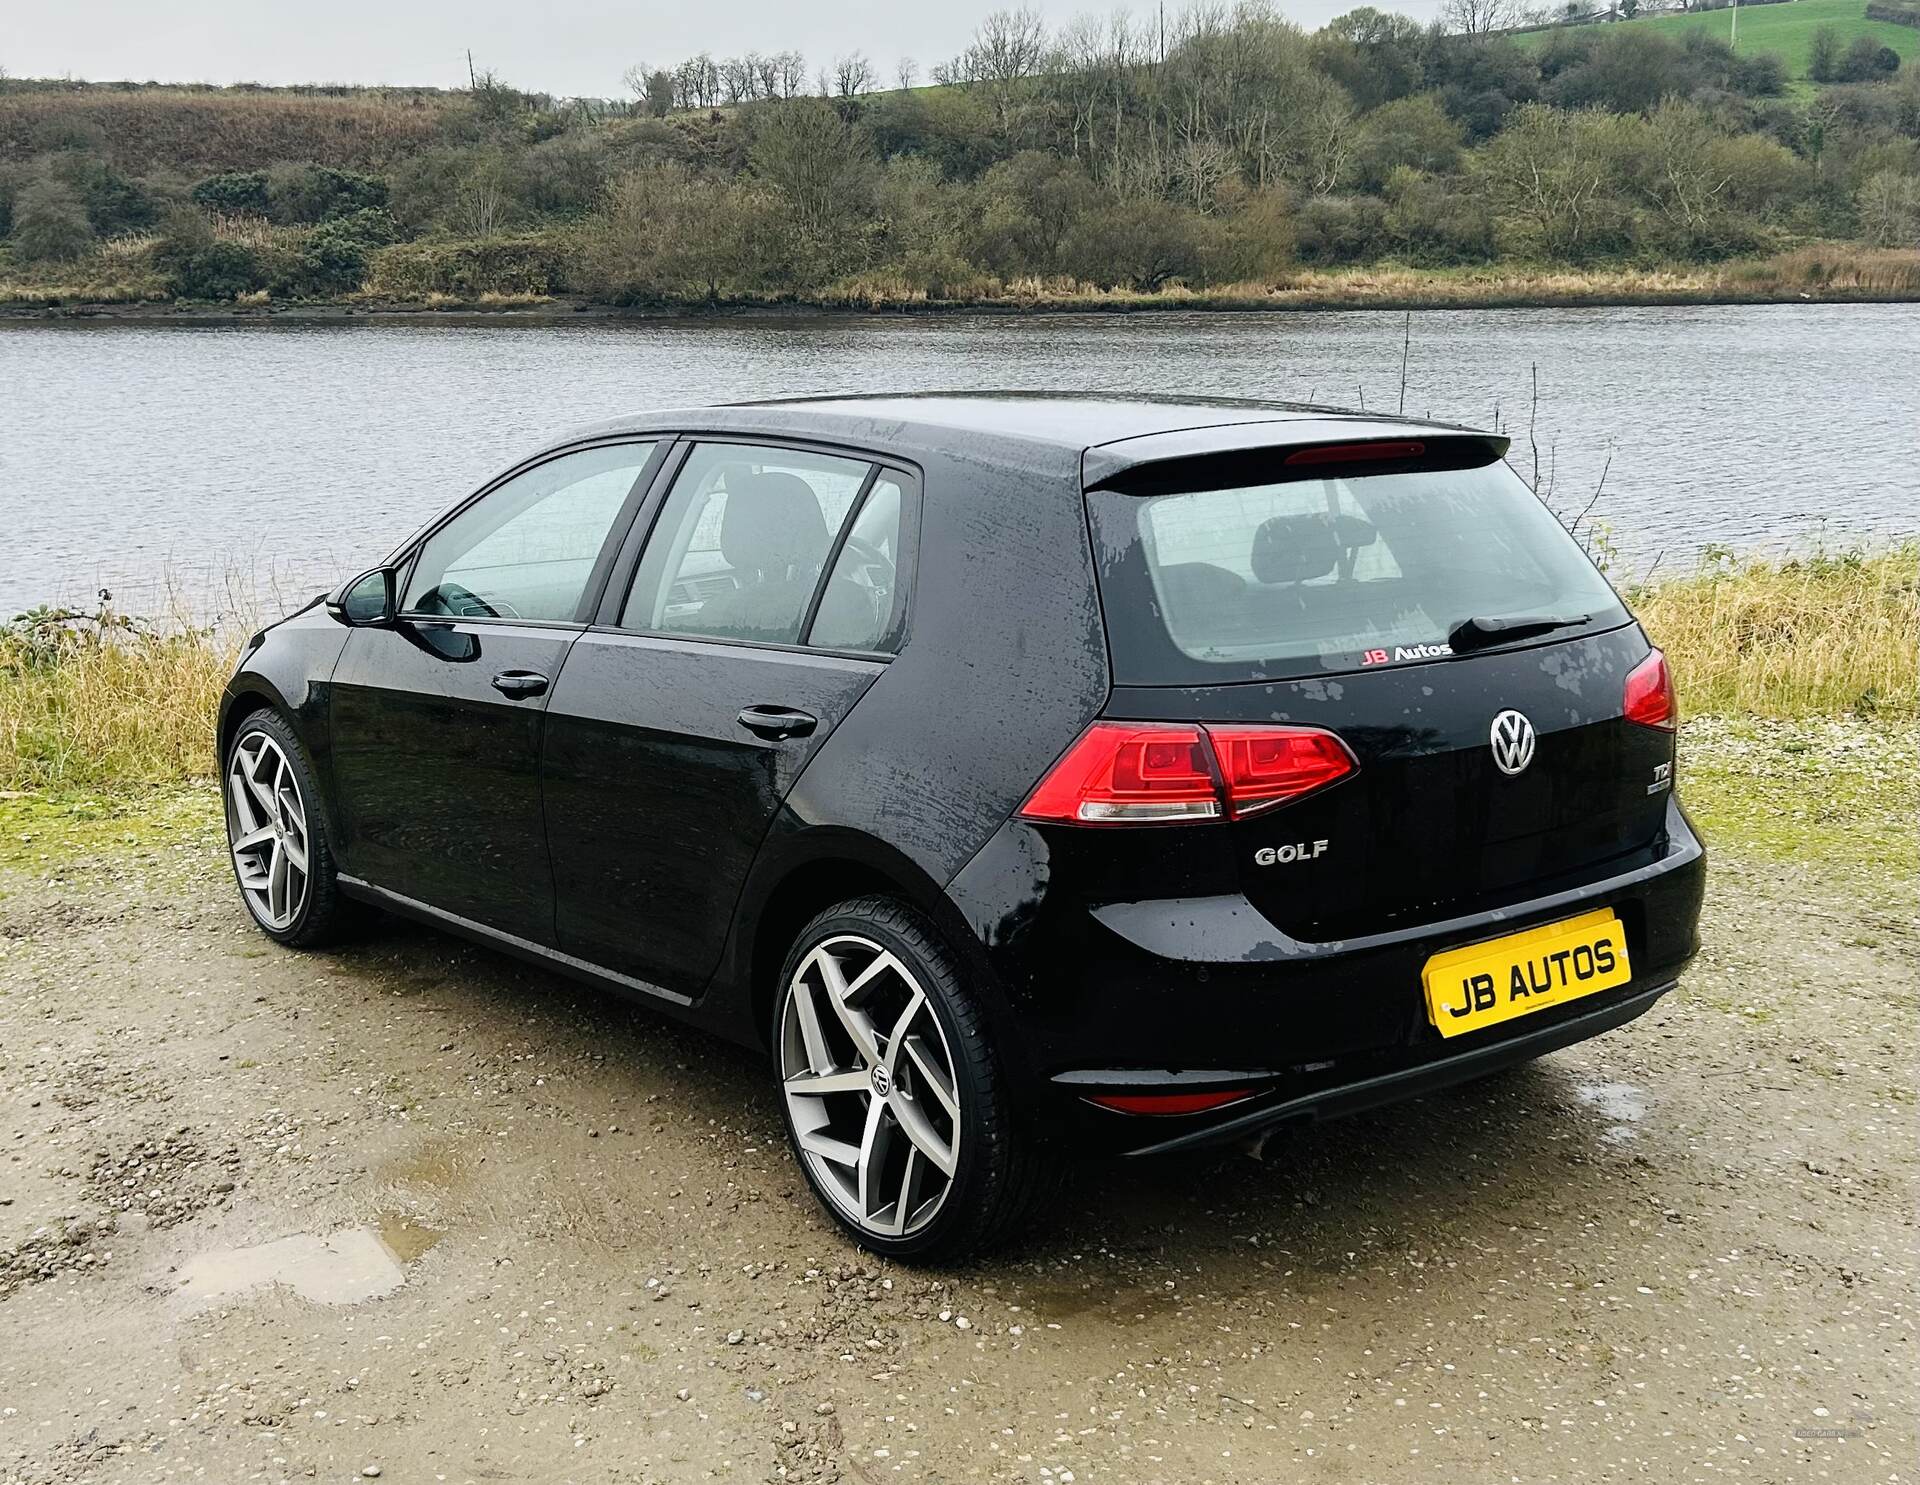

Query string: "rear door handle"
[[737, 705, 817, 741], [491, 669, 549, 699]]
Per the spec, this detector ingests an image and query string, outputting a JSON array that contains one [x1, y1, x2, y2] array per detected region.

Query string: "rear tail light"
[[1623, 648, 1676, 730], [1084, 1088, 1256, 1115], [1018, 721, 1356, 825]]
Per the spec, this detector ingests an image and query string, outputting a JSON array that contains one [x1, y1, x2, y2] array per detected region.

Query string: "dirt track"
[[1, 800, 1914, 1484]]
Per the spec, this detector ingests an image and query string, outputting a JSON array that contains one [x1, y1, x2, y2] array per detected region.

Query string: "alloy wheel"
[[779, 934, 962, 1239], [226, 730, 311, 931]]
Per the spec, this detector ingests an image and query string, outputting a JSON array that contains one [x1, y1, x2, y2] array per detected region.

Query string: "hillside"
[[1517, 0, 1919, 79], [2, 3, 1917, 315]]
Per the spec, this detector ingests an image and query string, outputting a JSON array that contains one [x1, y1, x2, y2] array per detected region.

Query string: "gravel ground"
[[0, 798, 1913, 1484]]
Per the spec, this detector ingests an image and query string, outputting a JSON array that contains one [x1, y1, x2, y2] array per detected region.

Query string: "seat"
[[691, 472, 831, 643]]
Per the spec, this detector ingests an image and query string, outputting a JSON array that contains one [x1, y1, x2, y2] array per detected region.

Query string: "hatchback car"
[[220, 393, 1705, 1258]]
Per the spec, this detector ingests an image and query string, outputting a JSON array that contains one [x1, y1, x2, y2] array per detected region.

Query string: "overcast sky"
[[8, 0, 1448, 98]]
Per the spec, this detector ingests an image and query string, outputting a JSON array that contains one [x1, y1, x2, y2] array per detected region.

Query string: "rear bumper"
[[947, 798, 1705, 1154], [1112, 979, 1672, 1157]]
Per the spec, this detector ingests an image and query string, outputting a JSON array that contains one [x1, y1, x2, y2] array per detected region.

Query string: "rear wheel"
[[772, 896, 1046, 1260], [224, 709, 354, 947]]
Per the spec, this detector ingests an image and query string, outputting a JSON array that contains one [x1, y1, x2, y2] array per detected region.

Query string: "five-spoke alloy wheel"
[[779, 933, 963, 1239], [773, 897, 1049, 1260], [223, 709, 352, 946], [227, 729, 312, 931]]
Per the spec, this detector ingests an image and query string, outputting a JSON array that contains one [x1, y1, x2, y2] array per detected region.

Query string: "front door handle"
[[491, 669, 549, 699], [737, 705, 817, 741]]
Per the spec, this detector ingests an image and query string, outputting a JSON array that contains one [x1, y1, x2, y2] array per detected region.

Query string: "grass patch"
[[1631, 543, 1917, 719], [0, 784, 218, 873], [1515, 0, 1920, 78], [1679, 715, 1918, 883]]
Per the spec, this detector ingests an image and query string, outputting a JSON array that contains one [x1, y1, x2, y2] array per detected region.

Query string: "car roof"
[[553, 392, 1503, 486]]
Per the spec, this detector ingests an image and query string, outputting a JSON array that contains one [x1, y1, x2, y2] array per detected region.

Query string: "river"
[[2, 302, 1915, 619]]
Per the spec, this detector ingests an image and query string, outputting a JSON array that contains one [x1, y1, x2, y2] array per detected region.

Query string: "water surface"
[[3, 304, 1913, 618]]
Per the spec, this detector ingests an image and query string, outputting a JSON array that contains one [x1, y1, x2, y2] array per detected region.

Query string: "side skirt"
[[336, 874, 696, 1009]]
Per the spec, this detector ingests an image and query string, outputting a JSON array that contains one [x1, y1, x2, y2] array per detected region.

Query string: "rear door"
[[328, 440, 661, 941], [541, 441, 917, 997], [1085, 444, 1674, 942]]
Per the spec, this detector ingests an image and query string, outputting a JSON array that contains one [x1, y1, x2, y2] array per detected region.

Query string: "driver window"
[[403, 442, 656, 622]]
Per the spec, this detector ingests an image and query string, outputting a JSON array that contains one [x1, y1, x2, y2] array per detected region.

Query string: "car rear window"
[[1086, 456, 1629, 685]]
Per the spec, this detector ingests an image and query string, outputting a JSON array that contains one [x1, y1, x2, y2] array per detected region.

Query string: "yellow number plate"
[[1421, 908, 1632, 1039]]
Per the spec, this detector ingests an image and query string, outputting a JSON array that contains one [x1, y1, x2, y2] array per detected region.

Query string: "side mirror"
[[328, 566, 398, 626]]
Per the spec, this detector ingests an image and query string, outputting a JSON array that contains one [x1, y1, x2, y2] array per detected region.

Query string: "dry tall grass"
[[1634, 544, 1918, 719], [2, 549, 1909, 795], [0, 608, 241, 792], [0, 89, 448, 173]]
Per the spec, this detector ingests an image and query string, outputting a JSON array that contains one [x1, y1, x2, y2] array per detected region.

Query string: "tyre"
[[223, 708, 355, 947], [772, 896, 1047, 1261]]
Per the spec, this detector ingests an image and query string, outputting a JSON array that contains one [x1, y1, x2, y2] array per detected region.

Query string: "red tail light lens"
[[1018, 722, 1356, 825], [1017, 722, 1222, 824], [1623, 648, 1676, 730], [1207, 726, 1359, 816], [1084, 1088, 1257, 1115]]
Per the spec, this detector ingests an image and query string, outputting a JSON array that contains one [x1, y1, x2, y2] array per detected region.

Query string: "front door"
[[542, 442, 915, 995], [327, 439, 662, 941]]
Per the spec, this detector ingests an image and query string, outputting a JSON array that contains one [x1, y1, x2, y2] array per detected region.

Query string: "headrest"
[[720, 472, 830, 577], [1250, 513, 1340, 584]]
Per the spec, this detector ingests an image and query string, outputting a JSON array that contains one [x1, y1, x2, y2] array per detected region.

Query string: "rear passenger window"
[[623, 443, 872, 645], [809, 475, 907, 654]]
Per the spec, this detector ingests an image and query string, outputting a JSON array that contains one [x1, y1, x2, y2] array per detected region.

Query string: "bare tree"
[[966, 7, 1049, 86], [896, 56, 919, 91], [752, 52, 781, 99], [833, 52, 877, 98], [720, 55, 755, 105], [774, 50, 808, 99], [1442, 0, 1515, 35]]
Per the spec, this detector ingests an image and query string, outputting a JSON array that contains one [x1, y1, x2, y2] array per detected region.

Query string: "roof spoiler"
[[1086, 431, 1511, 496]]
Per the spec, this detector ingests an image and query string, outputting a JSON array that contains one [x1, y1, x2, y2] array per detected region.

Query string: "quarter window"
[[809, 475, 908, 653], [623, 443, 874, 646], [403, 443, 656, 622]]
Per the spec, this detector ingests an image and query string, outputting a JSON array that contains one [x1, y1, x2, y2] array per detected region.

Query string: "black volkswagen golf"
[[220, 394, 1705, 1258]]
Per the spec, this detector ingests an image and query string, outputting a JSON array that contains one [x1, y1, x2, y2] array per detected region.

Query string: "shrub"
[[1383, 169, 1496, 264], [365, 231, 581, 299], [9, 177, 94, 262], [151, 208, 267, 299], [1293, 192, 1390, 265], [190, 170, 271, 215], [50, 154, 160, 235], [1061, 197, 1222, 291], [1809, 26, 1843, 84], [1351, 94, 1464, 192], [263, 163, 387, 224], [580, 166, 777, 301], [1855, 168, 1920, 245], [1838, 38, 1903, 84], [1217, 188, 1298, 281]]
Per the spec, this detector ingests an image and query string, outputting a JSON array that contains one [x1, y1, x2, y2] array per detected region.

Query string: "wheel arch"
[[724, 824, 991, 1055]]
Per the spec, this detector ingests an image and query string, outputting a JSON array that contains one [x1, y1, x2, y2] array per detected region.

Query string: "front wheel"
[[772, 896, 1047, 1261], [224, 708, 355, 947]]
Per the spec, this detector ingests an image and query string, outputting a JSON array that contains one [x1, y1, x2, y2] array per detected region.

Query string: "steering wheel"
[[838, 536, 894, 586], [429, 581, 502, 619]]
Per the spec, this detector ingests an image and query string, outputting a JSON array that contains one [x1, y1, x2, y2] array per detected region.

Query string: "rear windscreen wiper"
[[1447, 613, 1590, 654]]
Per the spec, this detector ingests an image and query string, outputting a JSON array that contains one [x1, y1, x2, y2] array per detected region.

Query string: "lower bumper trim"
[[1122, 980, 1675, 1158]]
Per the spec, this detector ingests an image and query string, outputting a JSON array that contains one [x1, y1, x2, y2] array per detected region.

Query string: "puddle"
[[1573, 1080, 1648, 1144], [174, 1217, 442, 1308]]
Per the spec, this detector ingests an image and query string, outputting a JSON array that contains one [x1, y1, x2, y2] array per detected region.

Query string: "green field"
[[1518, 0, 1919, 78]]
